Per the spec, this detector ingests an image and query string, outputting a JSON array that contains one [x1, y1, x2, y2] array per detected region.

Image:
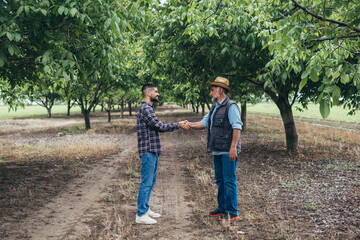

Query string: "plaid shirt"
[[137, 101, 179, 157]]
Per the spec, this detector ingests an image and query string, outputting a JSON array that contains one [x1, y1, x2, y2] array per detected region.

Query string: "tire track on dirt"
[[3, 135, 136, 240]]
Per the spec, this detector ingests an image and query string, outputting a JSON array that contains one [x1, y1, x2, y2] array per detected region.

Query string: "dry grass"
[[82, 211, 134, 240], [0, 118, 85, 135], [247, 115, 360, 158], [0, 135, 119, 162], [88, 119, 136, 135]]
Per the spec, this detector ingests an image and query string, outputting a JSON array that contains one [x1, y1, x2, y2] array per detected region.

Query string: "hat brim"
[[206, 82, 233, 94]]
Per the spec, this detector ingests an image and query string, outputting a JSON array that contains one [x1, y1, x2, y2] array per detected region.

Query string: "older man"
[[188, 77, 243, 221]]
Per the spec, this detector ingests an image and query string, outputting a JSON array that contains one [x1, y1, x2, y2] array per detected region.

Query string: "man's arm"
[[143, 107, 179, 132], [229, 129, 241, 161], [188, 112, 208, 130], [189, 121, 206, 130]]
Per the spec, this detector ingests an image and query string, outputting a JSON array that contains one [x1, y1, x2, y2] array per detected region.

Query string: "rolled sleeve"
[[228, 104, 243, 130], [201, 113, 209, 129]]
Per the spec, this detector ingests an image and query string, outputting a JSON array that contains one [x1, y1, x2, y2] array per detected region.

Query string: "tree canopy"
[[0, 0, 359, 150]]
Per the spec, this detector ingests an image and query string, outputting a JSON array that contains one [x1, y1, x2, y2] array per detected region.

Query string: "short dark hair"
[[142, 84, 157, 97]]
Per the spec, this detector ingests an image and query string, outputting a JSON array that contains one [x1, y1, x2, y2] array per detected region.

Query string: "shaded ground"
[[0, 105, 359, 239]]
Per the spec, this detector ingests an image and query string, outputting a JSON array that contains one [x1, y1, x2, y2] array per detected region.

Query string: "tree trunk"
[[92, 105, 96, 113], [120, 103, 124, 118], [241, 101, 247, 132], [190, 100, 196, 112], [66, 100, 71, 116], [128, 102, 132, 116], [84, 109, 91, 129], [46, 107, 51, 118], [201, 102, 205, 116], [107, 110, 111, 122], [205, 100, 211, 111], [276, 96, 298, 152]]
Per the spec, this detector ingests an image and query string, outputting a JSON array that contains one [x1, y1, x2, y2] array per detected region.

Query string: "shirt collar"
[[215, 97, 226, 107], [142, 101, 153, 108]]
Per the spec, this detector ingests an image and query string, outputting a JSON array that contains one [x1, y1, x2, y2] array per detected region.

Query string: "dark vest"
[[207, 97, 241, 153]]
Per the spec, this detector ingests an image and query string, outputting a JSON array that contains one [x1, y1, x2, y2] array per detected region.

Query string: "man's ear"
[[219, 87, 224, 95], [145, 90, 150, 97]]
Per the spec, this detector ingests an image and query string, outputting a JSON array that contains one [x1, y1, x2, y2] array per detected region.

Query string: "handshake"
[[179, 120, 191, 130]]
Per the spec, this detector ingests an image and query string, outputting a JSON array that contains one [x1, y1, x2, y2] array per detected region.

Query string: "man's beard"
[[150, 95, 159, 102], [212, 93, 220, 103]]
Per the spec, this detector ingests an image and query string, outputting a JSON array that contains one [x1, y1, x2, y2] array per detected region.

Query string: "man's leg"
[[221, 153, 239, 216], [213, 154, 226, 212], [137, 152, 158, 217], [146, 153, 158, 206]]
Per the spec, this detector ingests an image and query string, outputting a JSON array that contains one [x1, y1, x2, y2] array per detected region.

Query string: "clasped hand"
[[179, 120, 190, 130]]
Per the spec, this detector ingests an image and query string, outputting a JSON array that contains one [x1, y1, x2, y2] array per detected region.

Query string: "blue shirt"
[[201, 98, 243, 155]]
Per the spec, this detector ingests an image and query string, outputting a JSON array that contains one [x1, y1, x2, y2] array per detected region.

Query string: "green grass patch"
[[0, 104, 84, 119], [247, 102, 360, 123]]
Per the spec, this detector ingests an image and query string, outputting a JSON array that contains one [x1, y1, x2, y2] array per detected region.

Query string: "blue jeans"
[[213, 154, 239, 216], [137, 152, 158, 217]]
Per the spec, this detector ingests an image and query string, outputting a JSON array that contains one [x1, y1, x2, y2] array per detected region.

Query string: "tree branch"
[[203, 0, 223, 21], [306, 34, 360, 43], [292, 0, 360, 33]]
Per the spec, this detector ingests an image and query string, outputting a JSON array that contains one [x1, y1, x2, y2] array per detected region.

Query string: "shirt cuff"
[[232, 123, 242, 130], [201, 119, 208, 128]]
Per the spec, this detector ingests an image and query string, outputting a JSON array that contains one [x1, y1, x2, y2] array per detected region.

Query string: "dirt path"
[[2, 134, 136, 240]]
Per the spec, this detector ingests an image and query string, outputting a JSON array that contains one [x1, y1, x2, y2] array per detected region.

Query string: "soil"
[[0, 105, 359, 239]]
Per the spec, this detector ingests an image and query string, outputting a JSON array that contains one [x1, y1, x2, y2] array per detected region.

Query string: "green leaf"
[[6, 32, 14, 41], [299, 77, 307, 91], [209, 27, 214, 37], [126, 22, 134, 32], [310, 69, 318, 82], [131, 6, 137, 15], [0, 57, 5, 67], [70, 8, 77, 17], [14, 33, 22, 42], [44, 65, 50, 73], [8, 45, 15, 56], [111, 20, 120, 38], [316, 92, 324, 104], [104, 18, 111, 29], [42, 51, 51, 65], [301, 68, 311, 79], [63, 71, 70, 81], [332, 86, 340, 106], [280, 71, 287, 84], [228, 15, 233, 23], [340, 73, 349, 84], [16, 6, 24, 15], [58, 6, 65, 15], [221, 47, 227, 55], [320, 99, 330, 119], [40, 9, 47, 16], [24, 6, 30, 14]]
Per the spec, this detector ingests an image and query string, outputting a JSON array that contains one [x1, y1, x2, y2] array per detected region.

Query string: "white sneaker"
[[147, 209, 161, 218], [135, 214, 157, 224]]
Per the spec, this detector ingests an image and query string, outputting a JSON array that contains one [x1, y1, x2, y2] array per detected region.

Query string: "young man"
[[188, 77, 242, 221], [136, 84, 189, 224]]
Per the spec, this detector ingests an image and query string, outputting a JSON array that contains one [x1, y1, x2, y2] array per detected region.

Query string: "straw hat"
[[206, 77, 232, 94]]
